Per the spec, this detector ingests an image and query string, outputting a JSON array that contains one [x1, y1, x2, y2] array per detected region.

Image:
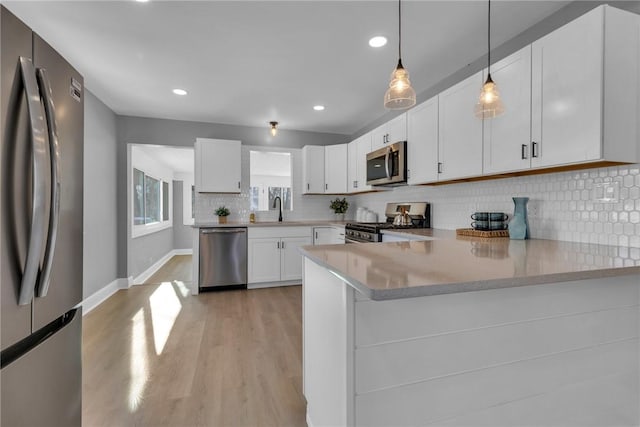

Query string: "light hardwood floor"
[[82, 255, 306, 426]]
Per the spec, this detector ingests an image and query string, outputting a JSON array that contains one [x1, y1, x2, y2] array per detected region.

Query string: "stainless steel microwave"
[[366, 141, 407, 186]]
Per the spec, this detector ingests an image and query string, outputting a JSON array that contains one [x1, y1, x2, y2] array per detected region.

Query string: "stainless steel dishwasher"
[[199, 228, 247, 290]]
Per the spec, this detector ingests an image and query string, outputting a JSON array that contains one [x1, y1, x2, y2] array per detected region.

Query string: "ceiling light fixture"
[[475, 0, 505, 119], [369, 36, 387, 48], [384, 0, 416, 110], [313, 105, 325, 111], [135, 0, 149, 3], [172, 88, 187, 96], [269, 121, 278, 137]]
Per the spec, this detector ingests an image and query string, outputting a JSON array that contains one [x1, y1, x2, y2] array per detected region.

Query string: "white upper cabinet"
[[302, 145, 325, 194], [531, 5, 640, 169], [371, 114, 407, 151], [482, 45, 533, 174], [407, 96, 439, 185], [195, 138, 241, 193], [324, 144, 348, 194], [348, 133, 373, 193], [437, 72, 484, 181]]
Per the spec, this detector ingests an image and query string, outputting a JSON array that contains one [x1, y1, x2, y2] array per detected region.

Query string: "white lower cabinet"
[[313, 226, 346, 244], [247, 227, 311, 285]]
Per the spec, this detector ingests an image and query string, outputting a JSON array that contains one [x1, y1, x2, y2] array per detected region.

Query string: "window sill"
[[132, 221, 172, 239]]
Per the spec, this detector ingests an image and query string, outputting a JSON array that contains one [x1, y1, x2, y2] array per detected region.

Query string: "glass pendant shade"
[[475, 74, 505, 118], [269, 121, 278, 137], [384, 61, 416, 110]]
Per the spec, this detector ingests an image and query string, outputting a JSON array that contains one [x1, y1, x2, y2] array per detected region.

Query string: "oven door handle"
[[384, 147, 391, 179]]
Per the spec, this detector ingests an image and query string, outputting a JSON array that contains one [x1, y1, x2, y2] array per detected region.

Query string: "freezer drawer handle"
[[0, 308, 77, 369], [17, 57, 51, 306], [35, 68, 61, 298]]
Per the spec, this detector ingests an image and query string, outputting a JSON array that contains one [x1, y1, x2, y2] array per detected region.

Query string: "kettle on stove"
[[393, 207, 412, 226]]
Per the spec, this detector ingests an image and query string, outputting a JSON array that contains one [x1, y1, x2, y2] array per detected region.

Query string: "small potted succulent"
[[215, 206, 230, 224], [330, 198, 349, 221]]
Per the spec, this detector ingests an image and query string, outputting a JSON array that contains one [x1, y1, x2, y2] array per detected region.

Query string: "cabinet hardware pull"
[[325, 183, 328, 191], [281, 241, 285, 249], [307, 183, 310, 190], [238, 181, 240, 189], [521, 144, 528, 160], [532, 141, 539, 158], [315, 232, 318, 239], [277, 241, 280, 249], [437, 162, 443, 174]]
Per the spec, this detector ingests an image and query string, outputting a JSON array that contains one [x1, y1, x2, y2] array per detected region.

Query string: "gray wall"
[[83, 91, 118, 298], [117, 116, 348, 277], [173, 181, 193, 250]]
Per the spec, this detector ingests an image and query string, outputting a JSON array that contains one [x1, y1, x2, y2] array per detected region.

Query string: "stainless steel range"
[[345, 202, 431, 243]]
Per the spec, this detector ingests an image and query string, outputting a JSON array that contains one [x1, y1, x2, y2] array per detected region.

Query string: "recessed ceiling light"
[[369, 36, 387, 48], [313, 105, 325, 111], [136, 0, 149, 3], [172, 88, 187, 96]]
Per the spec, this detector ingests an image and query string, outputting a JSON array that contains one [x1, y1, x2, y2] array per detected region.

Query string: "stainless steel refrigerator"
[[1, 6, 83, 426]]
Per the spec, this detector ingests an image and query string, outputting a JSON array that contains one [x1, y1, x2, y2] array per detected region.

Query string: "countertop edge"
[[299, 246, 640, 301], [192, 221, 349, 228]]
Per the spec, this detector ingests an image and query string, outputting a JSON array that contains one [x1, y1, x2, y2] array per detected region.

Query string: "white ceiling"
[[5, 1, 571, 135]]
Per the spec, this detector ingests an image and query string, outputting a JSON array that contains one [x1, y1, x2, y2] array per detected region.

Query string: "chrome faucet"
[[272, 196, 283, 222]]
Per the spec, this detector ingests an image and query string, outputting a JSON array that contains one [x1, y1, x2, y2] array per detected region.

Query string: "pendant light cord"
[[487, 0, 491, 72], [398, 0, 402, 62]]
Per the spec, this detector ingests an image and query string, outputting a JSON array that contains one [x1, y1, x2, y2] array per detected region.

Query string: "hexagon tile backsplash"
[[354, 164, 640, 249]]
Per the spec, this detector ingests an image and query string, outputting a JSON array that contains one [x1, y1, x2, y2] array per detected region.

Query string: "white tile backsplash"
[[354, 164, 640, 248], [195, 146, 343, 223]]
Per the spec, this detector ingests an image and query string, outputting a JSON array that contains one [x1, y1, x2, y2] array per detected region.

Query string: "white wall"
[[83, 90, 118, 299]]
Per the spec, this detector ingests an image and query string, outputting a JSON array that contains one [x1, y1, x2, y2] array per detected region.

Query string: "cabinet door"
[[331, 226, 345, 244], [355, 133, 372, 192], [302, 146, 326, 194], [407, 96, 439, 185], [483, 45, 533, 174], [313, 227, 334, 245], [347, 141, 358, 193], [438, 72, 484, 181], [196, 138, 241, 193], [248, 238, 281, 283], [371, 122, 388, 151], [324, 144, 347, 194], [531, 7, 603, 168], [280, 237, 312, 281], [385, 113, 407, 144]]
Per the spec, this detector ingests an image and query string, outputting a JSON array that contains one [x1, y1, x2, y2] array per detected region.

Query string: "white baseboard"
[[247, 281, 301, 289], [133, 248, 193, 285], [82, 279, 120, 315]]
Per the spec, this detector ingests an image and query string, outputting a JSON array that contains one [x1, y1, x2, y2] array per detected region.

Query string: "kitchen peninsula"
[[300, 235, 640, 426]]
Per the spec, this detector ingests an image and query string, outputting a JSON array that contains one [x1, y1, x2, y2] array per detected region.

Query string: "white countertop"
[[299, 234, 640, 300]]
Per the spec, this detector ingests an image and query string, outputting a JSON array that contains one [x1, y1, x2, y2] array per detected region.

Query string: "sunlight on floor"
[[149, 282, 183, 355], [173, 280, 190, 298], [129, 308, 149, 412]]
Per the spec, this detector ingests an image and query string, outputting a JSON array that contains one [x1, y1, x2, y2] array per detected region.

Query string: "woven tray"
[[456, 228, 510, 238]]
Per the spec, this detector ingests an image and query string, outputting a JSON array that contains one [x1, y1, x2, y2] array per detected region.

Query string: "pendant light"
[[384, 0, 416, 110], [269, 121, 278, 137], [475, 0, 505, 119]]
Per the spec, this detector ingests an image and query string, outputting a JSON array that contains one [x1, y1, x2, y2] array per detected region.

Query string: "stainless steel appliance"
[[1, 6, 84, 426], [366, 141, 407, 186], [199, 228, 248, 290], [345, 202, 430, 243]]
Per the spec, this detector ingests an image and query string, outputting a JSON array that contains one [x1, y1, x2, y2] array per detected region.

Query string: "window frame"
[[131, 167, 172, 238]]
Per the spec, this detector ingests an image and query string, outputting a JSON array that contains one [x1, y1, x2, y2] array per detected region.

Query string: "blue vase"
[[508, 197, 530, 240]]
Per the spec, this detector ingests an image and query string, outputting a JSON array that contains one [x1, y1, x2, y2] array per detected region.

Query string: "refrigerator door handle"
[[17, 57, 51, 306], [35, 68, 60, 298]]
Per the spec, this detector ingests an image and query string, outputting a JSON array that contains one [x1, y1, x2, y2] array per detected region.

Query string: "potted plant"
[[215, 206, 230, 224], [330, 198, 349, 221]]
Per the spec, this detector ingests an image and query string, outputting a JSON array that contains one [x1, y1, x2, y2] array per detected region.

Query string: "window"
[[249, 150, 292, 211], [133, 168, 170, 227]]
